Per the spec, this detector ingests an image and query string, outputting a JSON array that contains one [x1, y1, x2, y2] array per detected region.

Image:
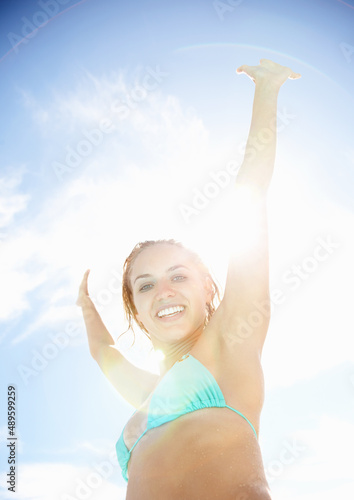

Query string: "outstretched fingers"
[[81, 269, 90, 294], [236, 59, 301, 86], [236, 64, 257, 82], [76, 269, 91, 306], [236, 64, 256, 75], [236, 64, 248, 74]]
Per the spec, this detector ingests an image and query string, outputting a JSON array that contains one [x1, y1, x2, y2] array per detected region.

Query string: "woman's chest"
[[123, 396, 151, 450]]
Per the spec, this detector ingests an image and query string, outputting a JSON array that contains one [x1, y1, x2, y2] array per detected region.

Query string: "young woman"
[[77, 59, 300, 499]]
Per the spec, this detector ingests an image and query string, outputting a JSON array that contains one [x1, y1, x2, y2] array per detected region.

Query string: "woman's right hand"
[[76, 269, 92, 307], [236, 58, 301, 91]]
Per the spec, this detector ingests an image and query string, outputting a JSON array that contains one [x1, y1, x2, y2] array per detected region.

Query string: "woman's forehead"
[[131, 244, 194, 275]]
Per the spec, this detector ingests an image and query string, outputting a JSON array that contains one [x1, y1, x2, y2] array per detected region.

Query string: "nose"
[[155, 279, 176, 301]]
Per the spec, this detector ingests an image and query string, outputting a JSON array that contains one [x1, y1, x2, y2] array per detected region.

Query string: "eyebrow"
[[133, 265, 189, 284]]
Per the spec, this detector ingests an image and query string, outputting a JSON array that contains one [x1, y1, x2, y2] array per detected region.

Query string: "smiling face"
[[129, 243, 212, 345]]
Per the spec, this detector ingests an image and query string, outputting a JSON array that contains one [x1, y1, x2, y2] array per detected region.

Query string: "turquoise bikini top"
[[116, 353, 257, 482]]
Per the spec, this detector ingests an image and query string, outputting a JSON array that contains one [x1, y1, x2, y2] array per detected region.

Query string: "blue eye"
[[139, 283, 153, 292], [139, 276, 185, 292]]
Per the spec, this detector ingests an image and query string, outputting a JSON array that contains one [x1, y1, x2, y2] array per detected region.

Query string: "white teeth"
[[157, 306, 185, 318]]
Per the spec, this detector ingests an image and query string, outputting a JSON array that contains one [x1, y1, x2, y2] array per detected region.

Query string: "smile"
[[157, 305, 185, 318]]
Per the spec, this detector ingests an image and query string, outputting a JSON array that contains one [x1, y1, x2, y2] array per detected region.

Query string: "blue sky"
[[0, 0, 354, 498]]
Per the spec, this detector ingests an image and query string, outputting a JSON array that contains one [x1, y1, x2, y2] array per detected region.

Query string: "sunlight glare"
[[225, 184, 264, 255], [154, 349, 166, 361]]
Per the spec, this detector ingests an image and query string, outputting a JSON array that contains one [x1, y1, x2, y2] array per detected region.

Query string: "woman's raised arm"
[[218, 59, 300, 356], [77, 270, 159, 408]]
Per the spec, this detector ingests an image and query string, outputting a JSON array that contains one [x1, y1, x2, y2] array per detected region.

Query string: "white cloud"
[[18, 88, 50, 125], [0, 237, 47, 322], [269, 416, 354, 499], [293, 416, 354, 480], [263, 416, 354, 498], [2, 73, 219, 342], [12, 304, 83, 345], [271, 483, 354, 500], [0, 462, 126, 500], [53, 440, 116, 458], [0, 192, 29, 229], [0, 170, 30, 230], [4, 70, 354, 391], [260, 166, 354, 387], [0, 168, 46, 321]]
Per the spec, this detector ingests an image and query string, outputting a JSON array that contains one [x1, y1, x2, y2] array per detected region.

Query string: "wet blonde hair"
[[119, 239, 222, 345]]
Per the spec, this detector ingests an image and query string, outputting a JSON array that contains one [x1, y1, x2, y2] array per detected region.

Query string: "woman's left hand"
[[76, 269, 92, 307]]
